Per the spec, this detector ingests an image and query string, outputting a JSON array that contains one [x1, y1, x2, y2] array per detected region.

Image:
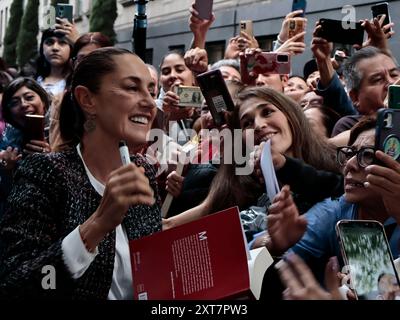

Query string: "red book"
[[129, 207, 273, 300]]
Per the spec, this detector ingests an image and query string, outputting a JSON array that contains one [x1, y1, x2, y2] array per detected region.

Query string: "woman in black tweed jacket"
[[0, 48, 161, 299]]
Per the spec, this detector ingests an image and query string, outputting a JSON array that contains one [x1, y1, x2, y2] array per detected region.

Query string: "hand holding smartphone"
[[196, 69, 235, 127], [240, 20, 254, 38], [371, 2, 391, 32], [336, 220, 400, 300], [287, 18, 305, 42], [55, 4, 73, 23]]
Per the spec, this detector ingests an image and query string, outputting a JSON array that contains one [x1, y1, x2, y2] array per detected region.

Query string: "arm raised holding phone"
[[189, 1, 215, 49]]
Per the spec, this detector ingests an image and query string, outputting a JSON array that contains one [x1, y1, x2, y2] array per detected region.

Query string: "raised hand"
[[166, 170, 184, 198], [276, 31, 306, 56], [24, 140, 51, 155], [365, 150, 400, 224], [54, 17, 80, 43], [184, 47, 209, 74], [267, 185, 307, 254], [276, 254, 342, 300], [0, 146, 22, 170], [277, 11, 307, 44], [189, 2, 216, 49]]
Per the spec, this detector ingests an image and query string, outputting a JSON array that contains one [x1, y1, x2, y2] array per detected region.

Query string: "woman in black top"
[[0, 48, 161, 299]]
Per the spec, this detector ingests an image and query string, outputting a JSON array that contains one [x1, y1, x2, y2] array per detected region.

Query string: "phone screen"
[[372, 3, 390, 27], [56, 4, 73, 23], [337, 220, 400, 300]]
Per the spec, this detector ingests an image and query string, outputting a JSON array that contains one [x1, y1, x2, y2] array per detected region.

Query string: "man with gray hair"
[[331, 47, 399, 135], [210, 59, 241, 84], [343, 46, 399, 115]]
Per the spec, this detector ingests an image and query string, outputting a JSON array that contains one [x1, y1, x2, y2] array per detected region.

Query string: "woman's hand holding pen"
[[95, 163, 155, 232], [79, 163, 155, 252]]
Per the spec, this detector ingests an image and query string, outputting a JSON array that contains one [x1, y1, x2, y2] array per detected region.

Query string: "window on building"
[[205, 41, 225, 65], [168, 45, 185, 56], [256, 35, 277, 52]]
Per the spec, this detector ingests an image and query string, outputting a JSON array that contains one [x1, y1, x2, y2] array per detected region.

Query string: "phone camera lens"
[[277, 54, 289, 63]]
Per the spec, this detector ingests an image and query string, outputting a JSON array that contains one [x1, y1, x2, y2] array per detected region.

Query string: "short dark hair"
[[2, 77, 50, 129], [36, 28, 73, 79], [59, 47, 136, 144], [303, 59, 318, 80]]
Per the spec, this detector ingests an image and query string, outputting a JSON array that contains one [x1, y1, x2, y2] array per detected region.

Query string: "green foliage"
[[3, 0, 24, 67], [89, 0, 118, 44], [16, 0, 40, 68]]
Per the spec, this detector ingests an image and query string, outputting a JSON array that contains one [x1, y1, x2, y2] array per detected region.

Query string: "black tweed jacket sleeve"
[[0, 148, 162, 300]]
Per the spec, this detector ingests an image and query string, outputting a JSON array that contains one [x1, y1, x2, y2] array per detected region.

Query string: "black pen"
[[119, 140, 131, 165]]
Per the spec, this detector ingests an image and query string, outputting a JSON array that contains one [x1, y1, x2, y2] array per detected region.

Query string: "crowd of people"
[[0, 2, 399, 300]]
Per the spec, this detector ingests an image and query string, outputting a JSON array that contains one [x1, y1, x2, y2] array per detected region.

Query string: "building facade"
[[0, 0, 399, 76]]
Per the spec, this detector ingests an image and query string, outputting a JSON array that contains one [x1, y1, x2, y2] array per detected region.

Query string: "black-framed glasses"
[[337, 146, 376, 168]]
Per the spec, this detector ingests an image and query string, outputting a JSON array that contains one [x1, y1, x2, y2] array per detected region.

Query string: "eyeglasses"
[[337, 146, 376, 168]]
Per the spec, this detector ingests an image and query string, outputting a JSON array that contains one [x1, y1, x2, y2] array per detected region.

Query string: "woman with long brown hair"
[[165, 86, 343, 240]]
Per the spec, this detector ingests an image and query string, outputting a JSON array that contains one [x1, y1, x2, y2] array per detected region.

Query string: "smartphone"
[[292, 0, 307, 17], [317, 18, 364, 46], [194, 0, 213, 20], [55, 4, 73, 23], [25, 114, 45, 142], [196, 69, 235, 127], [375, 108, 400, 162], [336, 220, 400, 300], [371, 2, 391, 32], [240, 52, 291, 84], [388, 85, 400, 110], [240, 20, 253, 38], [287, 18, 305, 42]]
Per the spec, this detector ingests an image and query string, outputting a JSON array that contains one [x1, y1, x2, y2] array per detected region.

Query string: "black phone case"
[[317, 18, 364, 45], [195, 0, 213, 20], [56, 4, 73, 23], [375, 108, 400, 163], [196, 69, 234, 127]]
